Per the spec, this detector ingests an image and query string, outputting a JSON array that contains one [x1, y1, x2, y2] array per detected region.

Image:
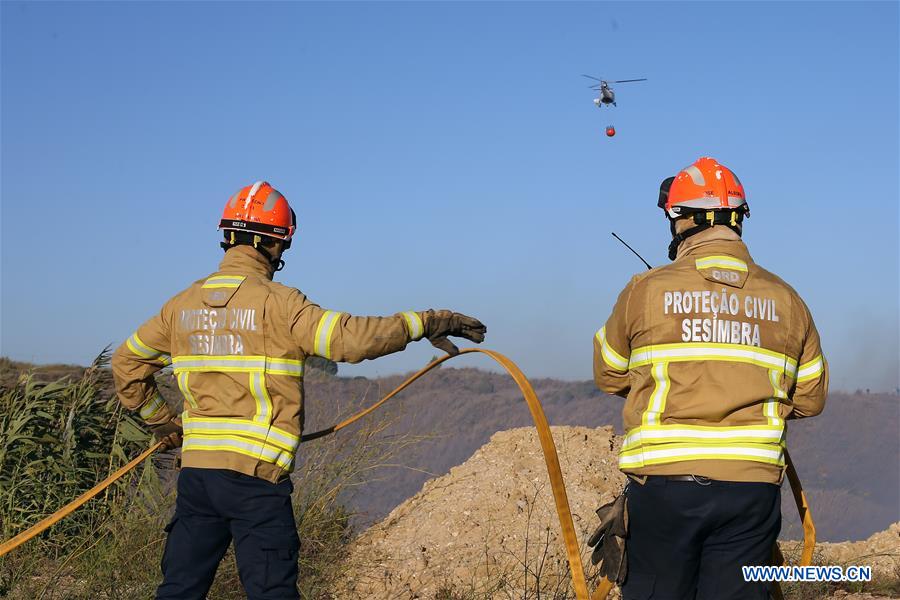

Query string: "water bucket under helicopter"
[[605, 125, 616, 137]]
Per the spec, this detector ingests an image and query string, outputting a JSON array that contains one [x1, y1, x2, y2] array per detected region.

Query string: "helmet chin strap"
[[667, 209, 744, 261]]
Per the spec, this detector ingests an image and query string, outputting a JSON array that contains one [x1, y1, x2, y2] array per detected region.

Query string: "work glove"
[[587, 492, 628, 585], [150, 418, 183, 451], [422, 310, 487, 356]]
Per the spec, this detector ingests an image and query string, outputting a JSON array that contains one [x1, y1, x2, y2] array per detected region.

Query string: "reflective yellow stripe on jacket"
[[182, 414, 300, 460], [172, 355, 304, 422], [622, 424, 785, 451], [628, 342, 798, 377], [173, 354, 304, 471], [695, 255, 749, 272], [139, 393, 167, 421], [595, 327, 629, 372], [621, 341, 794, 471], [796, 355, 825, 383], [125, 332, 171, 365], [619, 443, 785, 469], [202, 274, 247, 289], [172, 355, 304, 377], [313, 311, 343, 359], [401, 311, 424, 341], [181, 435, 295, 471]]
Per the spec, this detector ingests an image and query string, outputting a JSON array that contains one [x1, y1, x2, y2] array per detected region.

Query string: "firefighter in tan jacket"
[[112, 181, 486, 600], [593, 158, 827, 600]]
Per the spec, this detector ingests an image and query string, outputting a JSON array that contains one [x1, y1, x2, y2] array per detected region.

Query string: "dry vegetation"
[[0, 353, 426, 599]]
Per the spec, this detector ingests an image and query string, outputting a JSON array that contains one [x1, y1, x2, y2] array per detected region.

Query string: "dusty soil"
[[345, 426, 899, 599], [344, 425, 626, 598]]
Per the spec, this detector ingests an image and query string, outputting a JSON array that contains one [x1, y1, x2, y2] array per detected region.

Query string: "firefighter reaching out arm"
[[110, 180, 486, 600], [287, 292, 485, 365]]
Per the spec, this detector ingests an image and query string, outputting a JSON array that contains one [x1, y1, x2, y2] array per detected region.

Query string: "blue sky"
[[2, 1, 898, 391]]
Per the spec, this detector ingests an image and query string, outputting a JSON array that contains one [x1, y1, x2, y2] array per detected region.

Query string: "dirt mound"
[[345, 426, 899, 599], [820, 523, 900, 575], [344, 425, 625, 598]]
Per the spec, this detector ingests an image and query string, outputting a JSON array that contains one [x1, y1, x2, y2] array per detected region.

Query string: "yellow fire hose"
[[0, 348, 814, 600]]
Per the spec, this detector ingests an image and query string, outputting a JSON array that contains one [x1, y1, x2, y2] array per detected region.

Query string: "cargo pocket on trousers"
[[622, 571, 655, 600], [259, 528, 300, 590]]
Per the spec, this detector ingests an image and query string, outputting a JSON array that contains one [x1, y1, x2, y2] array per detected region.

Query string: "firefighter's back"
[[614, 241, 825, 483], [164, 260, 306, 483]]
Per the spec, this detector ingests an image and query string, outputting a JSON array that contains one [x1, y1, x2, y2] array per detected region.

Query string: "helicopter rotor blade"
[[582, 74, 605, 82], [611, 78, 648, 83]]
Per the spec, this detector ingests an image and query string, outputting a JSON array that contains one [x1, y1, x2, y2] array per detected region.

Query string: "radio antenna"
[[611, 232, 652, 271]]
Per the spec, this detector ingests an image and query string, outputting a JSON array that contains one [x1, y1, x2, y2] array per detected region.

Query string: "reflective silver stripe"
[[619, 444, 784, 469], [684, 164, 706, 185], [182, 434, 294, 470], [174, 357, 267, 371], [595, 327, 629, 372], [262, 189, 283, 212], [177, 372, 198, 409], [139, 394, 166, 420], [401, 311, 424, 340], [183, 417, 300, 452], [643, 363, 669, 426], [622, 425, 785, 451], [796, 355, 825, 383], [249, 372, 271, 422], [202, 275, 246, 288], [314, 311, 342, 359], [765, 369, 785, 427], [265, 358, 304, 376], [126, 333, 166, 361], [629, 343, 797, 377], [695, 256, 748, 272], [172, 355, 304, 377]]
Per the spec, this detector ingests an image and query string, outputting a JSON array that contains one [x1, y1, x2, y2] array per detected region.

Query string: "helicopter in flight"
[[582, 75, 647, 107]]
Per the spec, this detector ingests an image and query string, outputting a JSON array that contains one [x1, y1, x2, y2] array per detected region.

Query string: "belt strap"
[[647, 474, 713, 485]]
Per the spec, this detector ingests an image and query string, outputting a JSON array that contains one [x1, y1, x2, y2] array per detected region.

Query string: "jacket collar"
[[218, 245, 275, 280], [675, 227, 753, 262]]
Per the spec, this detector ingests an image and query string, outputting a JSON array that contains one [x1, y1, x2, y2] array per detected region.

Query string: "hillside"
[[2, 358, 897, 542], [299, 366, 899, 542]]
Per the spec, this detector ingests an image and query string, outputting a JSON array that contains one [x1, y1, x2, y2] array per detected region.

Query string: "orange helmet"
[[219, 181, 296, 242], [659, 157, 747, 219]]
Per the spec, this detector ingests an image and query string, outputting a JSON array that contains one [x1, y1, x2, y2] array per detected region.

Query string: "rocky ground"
[[344, 426, 899, 599]]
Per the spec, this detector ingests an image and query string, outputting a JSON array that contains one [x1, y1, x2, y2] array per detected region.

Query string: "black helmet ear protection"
[[657, 176, 675, 212], [281, 208, 297, 250]]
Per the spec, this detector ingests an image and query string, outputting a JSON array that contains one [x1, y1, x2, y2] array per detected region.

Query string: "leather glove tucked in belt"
[[587, 491, 628, 584], [422, 310, 487, 356], [150, 418, 183, 451]]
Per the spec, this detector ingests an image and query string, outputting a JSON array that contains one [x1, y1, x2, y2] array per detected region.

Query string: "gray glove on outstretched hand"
[[422, 310, 487, 356]]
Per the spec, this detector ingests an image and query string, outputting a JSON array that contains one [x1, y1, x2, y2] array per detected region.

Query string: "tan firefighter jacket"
[[112, 245, 429, 483], [594, 229, 828, 483]]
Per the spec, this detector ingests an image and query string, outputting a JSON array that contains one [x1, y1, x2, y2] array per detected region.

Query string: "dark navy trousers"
[[156, 468, 300, 600], [622, 477, 781, 600]]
